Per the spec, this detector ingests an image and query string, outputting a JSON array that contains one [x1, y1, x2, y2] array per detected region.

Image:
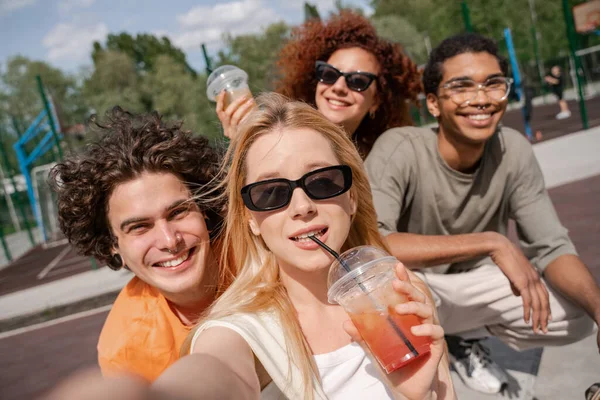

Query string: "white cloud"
[[43, 22, 108, 63], [58, 0, 95, 13], [0, 0, 37, 16], [173, 0, 280, 50]]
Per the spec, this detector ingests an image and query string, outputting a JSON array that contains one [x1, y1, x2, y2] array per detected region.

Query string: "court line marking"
[[37, 245, 71, 279], [0, 304, 112, 340]]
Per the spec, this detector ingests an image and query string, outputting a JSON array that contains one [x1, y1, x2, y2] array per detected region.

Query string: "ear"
[[349, 191, 358, 217], [248, 216, 261, 236], [426, 93, 440, 118], [368, 96, 381, 116]]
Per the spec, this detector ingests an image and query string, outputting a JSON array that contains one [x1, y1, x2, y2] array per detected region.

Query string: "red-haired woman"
[[217, 11, 421, 158]]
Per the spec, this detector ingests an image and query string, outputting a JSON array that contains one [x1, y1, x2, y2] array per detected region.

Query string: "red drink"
[[327, 246, 434, 373], [349, 306, 431, 373]]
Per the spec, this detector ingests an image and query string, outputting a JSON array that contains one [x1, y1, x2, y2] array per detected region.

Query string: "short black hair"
[[423, 33, 509, 95]]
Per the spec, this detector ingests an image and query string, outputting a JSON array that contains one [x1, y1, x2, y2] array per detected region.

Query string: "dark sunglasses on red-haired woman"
[[315, 61, 377, 92]]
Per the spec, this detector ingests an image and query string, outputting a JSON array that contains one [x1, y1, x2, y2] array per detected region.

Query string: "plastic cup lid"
[[206, 65, 249, 100], [326, 245, 396, 304]]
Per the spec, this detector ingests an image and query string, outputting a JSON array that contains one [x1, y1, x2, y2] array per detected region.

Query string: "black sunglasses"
[[241, 165, 353, 212], [315, 61, 377, 92]]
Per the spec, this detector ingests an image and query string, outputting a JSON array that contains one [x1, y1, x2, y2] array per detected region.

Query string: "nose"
[[288, 188, 316, 219], [330, 75, 348, 94], [467, 85, 492, 107], [156, 221, 182, 253]]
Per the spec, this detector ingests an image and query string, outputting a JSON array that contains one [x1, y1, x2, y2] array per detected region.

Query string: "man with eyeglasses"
[[365, 33, 599, 395]]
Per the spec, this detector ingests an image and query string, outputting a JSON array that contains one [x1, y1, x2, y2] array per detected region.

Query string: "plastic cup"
[[327, 246, 432, 373], [206, 65, 251, 108]]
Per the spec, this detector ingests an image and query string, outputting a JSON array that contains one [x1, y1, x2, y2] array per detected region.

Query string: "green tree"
[[371, 15, 428, 64], [92, 33, 196, 76], [370, 0, 579, 74], [304, 2, 321, 21], [0, 56, 86, 128], [82, 50, 145, 117], [216, 22, 290, 93], [143, 55, 220, 140]]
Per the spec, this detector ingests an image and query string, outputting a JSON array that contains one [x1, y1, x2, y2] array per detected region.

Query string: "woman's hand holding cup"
[[343, 262, 451, 400], [216, 90, 255, 140]]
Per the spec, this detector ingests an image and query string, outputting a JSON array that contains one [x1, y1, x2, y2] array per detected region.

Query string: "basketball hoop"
[[573, 0, 600, 34]]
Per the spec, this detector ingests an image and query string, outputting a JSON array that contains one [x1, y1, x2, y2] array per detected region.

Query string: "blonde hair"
[[183, 93, 390, 397]]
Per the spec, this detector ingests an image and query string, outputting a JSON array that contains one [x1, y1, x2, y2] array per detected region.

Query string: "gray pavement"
[[0, 267, 131, 320], [533, 126, 600, 189]]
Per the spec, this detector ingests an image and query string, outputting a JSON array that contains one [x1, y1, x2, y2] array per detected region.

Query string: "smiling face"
[[107, 172, 215, 299], [244, 127, 356, 275], [315, 47, 380, 136], [427, 51, 508, 145]]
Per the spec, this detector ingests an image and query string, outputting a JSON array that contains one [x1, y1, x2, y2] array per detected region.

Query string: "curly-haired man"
[[50, 107, 228, 382]]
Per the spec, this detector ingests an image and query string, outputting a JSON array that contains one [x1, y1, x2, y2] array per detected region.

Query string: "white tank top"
[[191, 312, 394, 399]]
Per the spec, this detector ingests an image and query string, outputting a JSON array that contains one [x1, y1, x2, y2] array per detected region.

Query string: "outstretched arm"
[[44, 327, 260, 400], [154, 326, 260, 399]]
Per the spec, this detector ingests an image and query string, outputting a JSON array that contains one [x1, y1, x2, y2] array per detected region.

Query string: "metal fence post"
[[562, 0, 589, 129]]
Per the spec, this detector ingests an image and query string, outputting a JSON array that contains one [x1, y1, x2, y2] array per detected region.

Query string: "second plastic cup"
[[206, 65, 251, 108], [327, 246, 432, 373]]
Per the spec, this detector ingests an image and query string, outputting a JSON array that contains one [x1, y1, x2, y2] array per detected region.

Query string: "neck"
[[168, 295, 214, 326], [161, 253, 219, 326], [278, 262, 332, 313], [342, 120, 360, 139], [437, 125, 486, 173]]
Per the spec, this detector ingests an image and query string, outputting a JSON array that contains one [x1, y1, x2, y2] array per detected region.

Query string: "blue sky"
[[0, 0, 373, 73]]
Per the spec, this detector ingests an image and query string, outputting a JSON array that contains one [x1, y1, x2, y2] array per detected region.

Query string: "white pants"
[[415, 264, 596, 351]]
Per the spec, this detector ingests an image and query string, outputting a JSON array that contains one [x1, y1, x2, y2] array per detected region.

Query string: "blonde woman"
[[46, 93, 454, 400], [151, 93, 452, 399]]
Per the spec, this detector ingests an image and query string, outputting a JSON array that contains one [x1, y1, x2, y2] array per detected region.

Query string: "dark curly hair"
[[49, 107, 224, 265], [423, 32, 509, 96], [274, 11, 422, 154]]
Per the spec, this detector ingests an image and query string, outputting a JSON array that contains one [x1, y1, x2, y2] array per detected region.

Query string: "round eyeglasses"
[[440, 77, 514, 106]]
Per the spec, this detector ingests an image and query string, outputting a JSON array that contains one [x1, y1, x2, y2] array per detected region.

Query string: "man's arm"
[[384, 231, 502, 269], [543, 254, 600, 350], [385, 230, 551, 332]]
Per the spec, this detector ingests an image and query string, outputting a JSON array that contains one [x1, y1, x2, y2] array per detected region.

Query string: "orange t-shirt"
[[97, 276, 192, 382]]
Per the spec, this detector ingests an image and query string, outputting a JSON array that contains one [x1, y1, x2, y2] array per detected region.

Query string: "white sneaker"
[[556, 111, 572, 120], [446, 336, 509, 394]]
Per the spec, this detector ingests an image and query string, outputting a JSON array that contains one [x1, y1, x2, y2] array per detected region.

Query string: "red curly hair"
[[275, 11, 422, 154]]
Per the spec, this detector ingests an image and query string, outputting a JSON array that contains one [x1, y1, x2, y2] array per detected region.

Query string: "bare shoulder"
[[192, 325, 253, 357]]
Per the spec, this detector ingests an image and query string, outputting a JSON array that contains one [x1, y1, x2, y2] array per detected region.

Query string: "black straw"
[[308, 234, 350, 271], [308, 235, 418, 359]]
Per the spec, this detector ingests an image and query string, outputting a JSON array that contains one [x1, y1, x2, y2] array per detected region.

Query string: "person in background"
[[217, 11, 421, 159], [365, 33, 599, 394], [544, 65, 571, 120], [50, 107, 228, 382]]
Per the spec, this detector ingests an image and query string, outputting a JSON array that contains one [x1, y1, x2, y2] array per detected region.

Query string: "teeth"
[[468, 114, 491, 120], [328, 99, 348, 106], [156, 250, 190, 268], [291, 228, 326, 242]]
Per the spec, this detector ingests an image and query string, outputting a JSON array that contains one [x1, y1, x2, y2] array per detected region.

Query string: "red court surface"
[[0, 310, 109, 400], [0, 173, 598, 400], [501, 96, 600, 142]]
